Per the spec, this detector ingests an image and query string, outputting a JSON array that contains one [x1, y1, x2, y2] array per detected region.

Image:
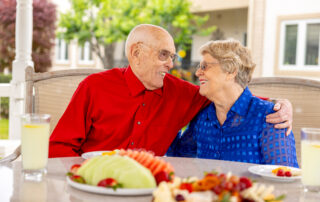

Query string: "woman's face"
[[195, 53, 229, 98]]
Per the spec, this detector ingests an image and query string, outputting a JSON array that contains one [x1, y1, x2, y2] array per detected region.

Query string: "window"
[[279, 19, 320, 70], [55, 38, 69, 62], [78, 41, 93, 64]]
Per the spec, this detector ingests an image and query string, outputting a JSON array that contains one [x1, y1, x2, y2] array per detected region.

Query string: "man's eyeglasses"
[[140, 43, 177, 62], [197, 62, 220, 71], [158, 49, 178, 63]]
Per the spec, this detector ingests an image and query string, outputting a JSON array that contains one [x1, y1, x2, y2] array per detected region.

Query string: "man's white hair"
[[124, 24, 170, 58]]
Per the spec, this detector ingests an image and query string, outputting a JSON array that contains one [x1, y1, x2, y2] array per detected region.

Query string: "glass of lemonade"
[[301, 128, 320, 192], [21, 114, 51, 181]]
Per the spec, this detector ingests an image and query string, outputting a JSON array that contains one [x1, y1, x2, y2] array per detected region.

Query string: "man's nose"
[[195, 68, 202, 77], [166, 58, 174, 69]]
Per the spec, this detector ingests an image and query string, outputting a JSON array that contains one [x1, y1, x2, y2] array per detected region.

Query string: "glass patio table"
[[1, 156, 319, 202]]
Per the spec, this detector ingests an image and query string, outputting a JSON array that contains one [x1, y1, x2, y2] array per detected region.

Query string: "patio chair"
[[0, 66, 103, 164], [249, 76, 320, 165]]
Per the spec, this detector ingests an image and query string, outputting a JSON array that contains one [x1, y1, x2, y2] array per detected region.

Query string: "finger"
[[273, 102, 281, 111], [266, 112, 280, 119], [266, 116, 282, 124], [274, 121, 290, 129], [266, 114, 287, 123], [286, 125, 292, 136]]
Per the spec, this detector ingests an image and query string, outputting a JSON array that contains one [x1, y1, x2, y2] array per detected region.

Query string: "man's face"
[[135, 36, 176, 90]]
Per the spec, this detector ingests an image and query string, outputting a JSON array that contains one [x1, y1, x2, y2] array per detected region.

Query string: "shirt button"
[[131, 142, 134, 145], [137, 121, 141, 125], [142, 103, 145, 107]]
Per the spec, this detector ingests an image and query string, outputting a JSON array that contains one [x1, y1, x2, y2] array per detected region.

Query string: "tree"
[[58, 0, 216, 68], [0, 0, 56, 72]]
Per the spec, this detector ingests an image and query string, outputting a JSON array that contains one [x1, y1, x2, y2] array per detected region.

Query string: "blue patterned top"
[[167, 87, 299, 168]]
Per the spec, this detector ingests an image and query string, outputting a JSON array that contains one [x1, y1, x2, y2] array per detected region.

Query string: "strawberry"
[[276, 169, 285, 177], [97, 178, 123, 190], [70, 164, 81, 174], [211, 185, 223, 195], [284, 171, 292, 177], [154, 171, 171, 185], [71, 175, 86, 184], [179, 183, 193, 193], [239, 177, 252, 190]]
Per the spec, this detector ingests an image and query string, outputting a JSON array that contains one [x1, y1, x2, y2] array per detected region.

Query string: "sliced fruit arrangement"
[[117, 149, 174, 179], [153, 172, 286, 202], [67, 149, 175, 190], [271, 166, 300, 177]]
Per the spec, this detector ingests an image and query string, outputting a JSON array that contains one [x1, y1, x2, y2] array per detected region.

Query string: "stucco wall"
[[191, 8, 248, 62], [263, 0, 320, 76]]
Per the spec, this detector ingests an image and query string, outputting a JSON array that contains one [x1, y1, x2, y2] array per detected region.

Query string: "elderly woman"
[[168, 40, 298, 167]]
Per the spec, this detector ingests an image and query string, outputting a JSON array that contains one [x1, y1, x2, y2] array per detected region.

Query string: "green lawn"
[[0, 119, 9, 139]]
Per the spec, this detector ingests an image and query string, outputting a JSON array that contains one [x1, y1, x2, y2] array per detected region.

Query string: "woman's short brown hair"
[[199, 39, 256, 88]]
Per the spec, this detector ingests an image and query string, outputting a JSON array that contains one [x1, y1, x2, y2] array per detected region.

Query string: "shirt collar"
[[229, 86, 252, 116], [206, 86, 253, 121], [124, 65, 163, 97]]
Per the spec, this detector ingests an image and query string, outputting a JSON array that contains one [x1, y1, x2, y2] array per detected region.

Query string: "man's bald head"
[[125, 24, 174, 59]]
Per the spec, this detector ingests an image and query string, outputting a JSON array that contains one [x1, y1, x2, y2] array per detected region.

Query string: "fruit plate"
[[81, 151, 116, 159], [66, 176, 155, 196], [248, 165, 301, 182]]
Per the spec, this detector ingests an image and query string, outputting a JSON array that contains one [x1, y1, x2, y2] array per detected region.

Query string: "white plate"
[[248, 165, 301, 182], [81, 150, 117, 159], [66, 176, 155, 196]]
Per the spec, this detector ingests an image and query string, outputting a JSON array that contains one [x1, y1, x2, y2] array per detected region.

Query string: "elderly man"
[[49, 24, 292, 157]]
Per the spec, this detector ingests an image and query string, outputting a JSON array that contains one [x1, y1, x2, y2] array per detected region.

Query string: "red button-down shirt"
[[49, 66, 209, 157]]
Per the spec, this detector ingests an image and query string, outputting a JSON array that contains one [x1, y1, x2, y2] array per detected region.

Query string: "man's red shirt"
[[49, 66, 209, 157]]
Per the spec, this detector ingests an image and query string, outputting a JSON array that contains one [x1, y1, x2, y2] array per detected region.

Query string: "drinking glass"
[[21, 114, 51, 181], [301, 128, 320, 192]]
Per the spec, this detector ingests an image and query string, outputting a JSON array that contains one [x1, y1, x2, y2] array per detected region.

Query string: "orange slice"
[[102, 151, 117, 156]]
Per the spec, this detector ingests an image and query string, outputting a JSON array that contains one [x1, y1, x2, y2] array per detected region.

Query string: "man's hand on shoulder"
[[266, 99, 293, 136]]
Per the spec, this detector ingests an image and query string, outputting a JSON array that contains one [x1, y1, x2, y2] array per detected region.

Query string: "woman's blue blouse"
[[167, 87, 299, 168]]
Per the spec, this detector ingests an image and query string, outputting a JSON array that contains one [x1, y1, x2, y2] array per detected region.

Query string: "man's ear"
[[130, 43, 141, 65]]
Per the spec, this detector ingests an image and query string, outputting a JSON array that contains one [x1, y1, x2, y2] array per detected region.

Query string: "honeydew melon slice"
[[77, 155, 156, 188], [91, 155, 128, 185], [76, 156, 101, 184]]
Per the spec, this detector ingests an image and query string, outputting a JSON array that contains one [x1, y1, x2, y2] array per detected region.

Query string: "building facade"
[[52, 0, 320, 79]]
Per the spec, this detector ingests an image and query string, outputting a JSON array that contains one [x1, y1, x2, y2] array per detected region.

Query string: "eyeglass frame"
[[139, 42, 178, 63], [197, 61, 220, 71]]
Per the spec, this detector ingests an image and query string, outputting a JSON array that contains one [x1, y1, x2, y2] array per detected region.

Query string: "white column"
[[9, 0, 34, 139]]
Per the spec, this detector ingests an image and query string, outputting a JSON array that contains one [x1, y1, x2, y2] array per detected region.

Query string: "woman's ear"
[[227, 69, 237, 81]]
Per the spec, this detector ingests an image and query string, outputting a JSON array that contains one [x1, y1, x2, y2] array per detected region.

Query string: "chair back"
[[249, 77, 320, 165], [25, 66, 104, 134]]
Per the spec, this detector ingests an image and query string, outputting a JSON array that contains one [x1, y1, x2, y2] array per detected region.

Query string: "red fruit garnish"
[[179, 183, 193, 193], [224, 181, 233, 191], [154, 171, 171, 185], [70, 164, 81, 174], [98, 178, 117, 187], [218, 173, 227, 182], [239, 177, 252, 190], [276, 169, 285, 177], [97, 178, 123, 190], [71, 175, 86, 184], [212, 185, 223, 195], [285, 171, 292, 177]]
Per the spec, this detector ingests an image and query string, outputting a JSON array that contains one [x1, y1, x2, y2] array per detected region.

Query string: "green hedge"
[[0, 74, 12, 83], [0, 73, 11, 119]]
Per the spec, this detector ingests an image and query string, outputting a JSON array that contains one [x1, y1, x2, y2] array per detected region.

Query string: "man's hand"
[[266, 99, 293, 136]]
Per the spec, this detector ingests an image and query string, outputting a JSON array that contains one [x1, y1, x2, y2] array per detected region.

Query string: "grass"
[[0, 119, 9, 139]]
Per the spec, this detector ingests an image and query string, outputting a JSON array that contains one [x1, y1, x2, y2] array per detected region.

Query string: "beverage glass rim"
[[301, 128, 320, 135], [21, 113, 51, 119]]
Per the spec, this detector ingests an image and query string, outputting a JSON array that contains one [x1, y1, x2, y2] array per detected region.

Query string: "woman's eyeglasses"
[[197, 62, 220, 71]]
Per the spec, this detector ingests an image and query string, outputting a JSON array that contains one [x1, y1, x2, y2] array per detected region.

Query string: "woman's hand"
[[266, 99, 293, 136]]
